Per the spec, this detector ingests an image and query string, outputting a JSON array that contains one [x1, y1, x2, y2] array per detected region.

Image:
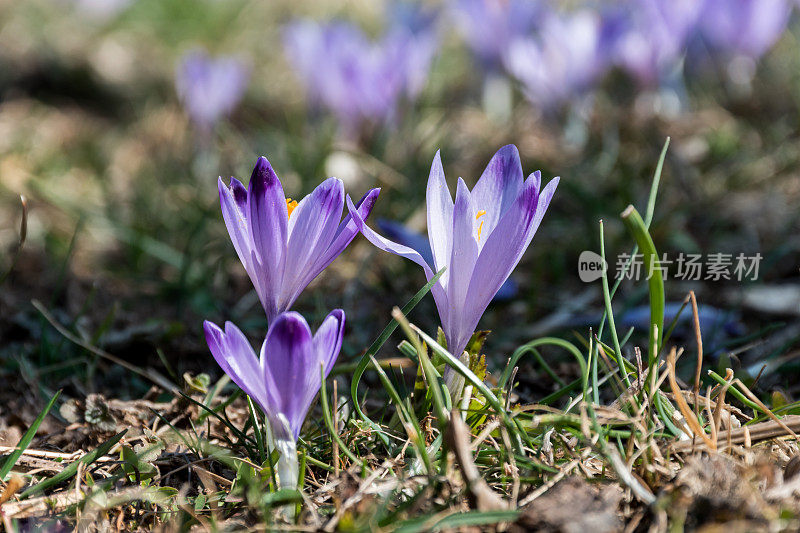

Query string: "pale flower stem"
[[275, 437, 299, 491], [266, 414, 298, 491], [460, 384, 474, 420], [444, 351, 470, 405], [270, 414, 299, 521]]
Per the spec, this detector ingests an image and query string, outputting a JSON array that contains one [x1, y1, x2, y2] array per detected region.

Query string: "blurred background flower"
[[698, 0, 792, 61], [503, 8, 607, 111], [175, 49, 250, 131], [283, 3, 438, 140], [450, 0, 542, 69], [604, 0, 702, 88]]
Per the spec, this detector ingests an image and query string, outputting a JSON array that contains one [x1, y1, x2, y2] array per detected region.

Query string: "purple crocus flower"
[[175, 50, 249, 129], [605, 0, 702, 86], [451, 0, 543, 68], [218, 157, 380, 324], [283, 9, 437, 136], [204, 310, 344, 441], [204, 309, 344, 488], [698, 0, 791, 60], [503, 9, 607, 109], [346, 145, 558, 373]]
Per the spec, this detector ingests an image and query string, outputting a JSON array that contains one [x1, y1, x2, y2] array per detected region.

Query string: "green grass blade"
[[392, 509, 520, 533], [350, 268, 445, 433], [599, 220, 631, 388], [319, 364, 370, 473], [588, 137, 670, 392], [498, 337, 587, 395], [247, 396, 267, 464], [620, 205, 665, 366], [392, 308, 449, 429], [0, 390, 61, 480], [644, 137, 670, 227], [367, 355, 432, 475], [20, 429, 128, 498]]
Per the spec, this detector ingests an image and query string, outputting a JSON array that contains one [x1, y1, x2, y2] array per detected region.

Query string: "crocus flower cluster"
[[282, 6, 438, 136], [175, 49, 250, 130], [346, 145, 558, 397], [205, 145, 558, 488], [450, 0, 796, 108], [205, 156, 379, 490]]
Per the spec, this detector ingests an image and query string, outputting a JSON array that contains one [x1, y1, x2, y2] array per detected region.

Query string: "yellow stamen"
[[286, 198, 298, 218], [476, 210, 487, 241]]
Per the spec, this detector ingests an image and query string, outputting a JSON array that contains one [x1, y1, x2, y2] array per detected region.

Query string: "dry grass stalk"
[[445, 408, 508, 512], [667, 346, 716, 449], [673, 415, 800, 453]]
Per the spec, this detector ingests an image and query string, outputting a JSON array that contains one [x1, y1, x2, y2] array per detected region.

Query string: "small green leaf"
[[120, 444, 158, 482], [465, 330, 490, 357], [183, 372, 211, 394], [194, 494, 207, 511]]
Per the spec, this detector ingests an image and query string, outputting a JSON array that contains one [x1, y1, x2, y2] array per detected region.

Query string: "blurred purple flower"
[[698, 0, 792, 60], [503, 9, 607, 108], [604, 0, 702, 85], [347, 145, 558, 367], [73, 0, 132, 19], [204, 310, 344, 442], [283, 9, 437, 135], [175, 50, 249, 129], [218, 157, 380, 324], [204, 309, 344, 489], [451, 0, 543, 68]]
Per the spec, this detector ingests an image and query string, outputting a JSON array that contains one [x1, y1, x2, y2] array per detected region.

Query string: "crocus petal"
[[304, 187, 381, 288], [425, 151, 453, 277], [279, 178, 345, 310], [470, 144, 524, 242], [262, 312, 317, 440], [377, 218, 434, 266], [345, 195, 451, 329], [460, 174, 556, 347], [248, 157, 289, 320], [312, 309, 345, 377], [377, 218, 521, 301], [218, 177, 254, 274], [524, 175, 559, 250], [445, 178, 480, 355], [204, 320, 270, 413]]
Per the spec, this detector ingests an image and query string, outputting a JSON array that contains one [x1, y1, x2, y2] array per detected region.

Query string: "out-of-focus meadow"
[[1, 0, 800, 529]]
